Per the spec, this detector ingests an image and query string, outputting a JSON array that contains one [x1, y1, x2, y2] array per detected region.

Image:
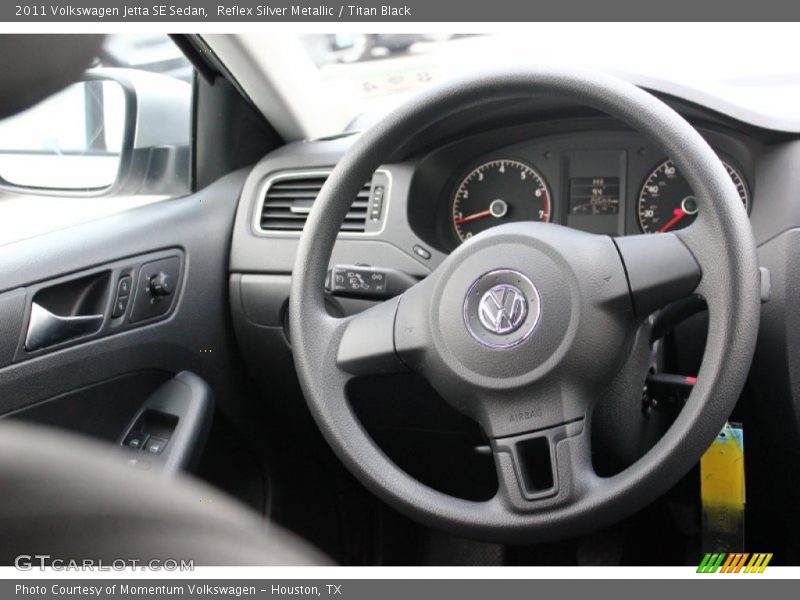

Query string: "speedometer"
[[452, 159, 551, 243], [637, 159, 749, 233]]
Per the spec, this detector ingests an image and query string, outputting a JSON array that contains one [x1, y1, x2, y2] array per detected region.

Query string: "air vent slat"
[[261, 212, 307, 220], [265, 191, 322, 199], [261, 221, 305, 231], [267, 181, 324, 189], [258, 173, 374, 233], [261, 210, 366, 221]]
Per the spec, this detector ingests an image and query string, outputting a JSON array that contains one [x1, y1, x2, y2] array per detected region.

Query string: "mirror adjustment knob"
[[148, 272, 173, 296], [130, 256, 181, 323]]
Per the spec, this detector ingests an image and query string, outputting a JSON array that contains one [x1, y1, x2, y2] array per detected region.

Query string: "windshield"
[[296, 26, 800, 134]]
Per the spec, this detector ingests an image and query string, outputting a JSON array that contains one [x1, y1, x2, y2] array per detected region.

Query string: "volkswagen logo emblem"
[[464, 269, 541, 348], [478, 284, 528, 334]]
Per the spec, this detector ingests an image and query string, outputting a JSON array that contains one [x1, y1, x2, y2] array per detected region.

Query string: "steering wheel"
[[289, 68, 760, 542]]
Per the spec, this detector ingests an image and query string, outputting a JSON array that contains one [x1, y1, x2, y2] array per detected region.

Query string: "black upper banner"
[[2, 0, 800, 22]]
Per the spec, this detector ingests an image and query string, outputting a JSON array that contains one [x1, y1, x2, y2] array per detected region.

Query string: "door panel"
[[7, 370, 170, 441], [0, 170, 247, 431]]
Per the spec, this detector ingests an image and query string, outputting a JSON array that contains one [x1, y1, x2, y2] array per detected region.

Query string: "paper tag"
[[700, 422, 745, 552]]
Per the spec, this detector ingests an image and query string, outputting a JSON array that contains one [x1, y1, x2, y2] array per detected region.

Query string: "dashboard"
[[214, 79, 800, 532], [228, 96, 800, 470], [228, 108, 794, 284]]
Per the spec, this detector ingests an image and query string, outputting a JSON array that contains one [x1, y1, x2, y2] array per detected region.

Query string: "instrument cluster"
[[416, 127, 754, 250]]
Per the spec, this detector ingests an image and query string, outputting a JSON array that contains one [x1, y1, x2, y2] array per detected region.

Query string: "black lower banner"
[[3, 579, 796, 600]]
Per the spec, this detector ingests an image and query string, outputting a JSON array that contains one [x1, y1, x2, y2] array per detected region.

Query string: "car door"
[[0, 34, 277, 476]]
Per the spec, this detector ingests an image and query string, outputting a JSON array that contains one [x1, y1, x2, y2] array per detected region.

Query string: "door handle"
[[25, 302, 104, 351]]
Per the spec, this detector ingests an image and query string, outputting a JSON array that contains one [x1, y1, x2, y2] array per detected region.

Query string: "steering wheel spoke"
[[336, 296, 407, 376], [337, 272, 437, 377], [491, 419, 595, 512], [614, 232, 702, 317]]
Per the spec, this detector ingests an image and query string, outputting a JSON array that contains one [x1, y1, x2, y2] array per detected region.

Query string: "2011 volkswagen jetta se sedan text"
[[0, 29, 798, 566]]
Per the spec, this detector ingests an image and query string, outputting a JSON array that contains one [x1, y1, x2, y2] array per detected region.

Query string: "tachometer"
[[452, 159, 551, 243], [638, 159, 749, 233]]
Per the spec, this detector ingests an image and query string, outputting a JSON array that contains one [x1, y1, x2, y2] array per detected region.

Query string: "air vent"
[[258, 172, 373, 233]]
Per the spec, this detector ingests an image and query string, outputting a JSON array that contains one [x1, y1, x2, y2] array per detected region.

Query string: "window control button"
[[117, 276, 132, 298], [144, 437, 168, 455], [112, 295, 130, 318], [112, 276, 133, 318], [124, 432, 148, 450]]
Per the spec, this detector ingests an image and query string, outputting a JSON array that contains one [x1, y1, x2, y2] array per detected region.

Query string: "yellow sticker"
[[701, 424, 745, 507], [701, 423, 745, 550]]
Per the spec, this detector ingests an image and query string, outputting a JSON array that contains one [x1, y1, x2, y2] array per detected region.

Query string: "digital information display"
[[568, 177, 621, 215]]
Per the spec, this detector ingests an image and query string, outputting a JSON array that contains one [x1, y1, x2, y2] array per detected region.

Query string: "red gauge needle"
[[454, 209, 492, 225], [659, 208, 686, 232]]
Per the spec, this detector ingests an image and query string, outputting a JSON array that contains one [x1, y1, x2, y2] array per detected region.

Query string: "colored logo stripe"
[[721, 553, 749, 573], [697, 553, 725, 573], [697, 553, 773, 573], [745, 553, 773, 573]]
